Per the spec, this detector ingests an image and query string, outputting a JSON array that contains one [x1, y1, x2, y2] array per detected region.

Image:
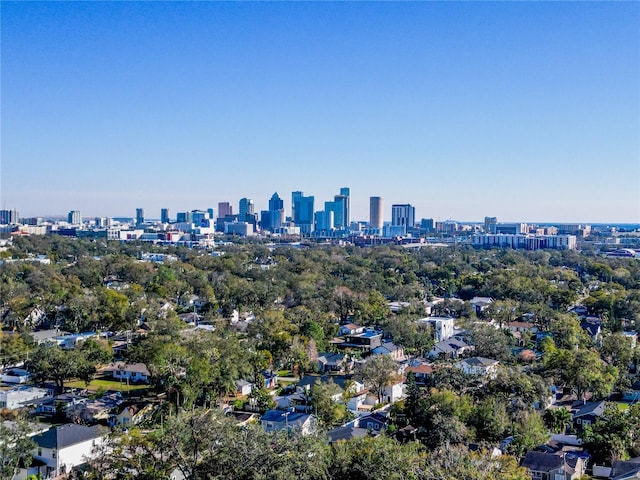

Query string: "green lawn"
[[65, 377, 150, 392]]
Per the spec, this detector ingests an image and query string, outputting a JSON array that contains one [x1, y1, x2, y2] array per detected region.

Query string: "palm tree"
[[545, 407, 572, 434]]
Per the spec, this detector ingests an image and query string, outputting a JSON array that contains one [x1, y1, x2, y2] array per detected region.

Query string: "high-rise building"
[[207, 208, 215, 219], [0, 209, 19, 224], [292, 191, 314, 234], [218, 202, 232, 218], [176, 211, 192, 223], [161, 208, 171, 223], [369, 197, 383, 229], [191, 210, 207, 226], [136, 208, 144, 227], [239, 198, 254, 222], [391, 204, 415, 228], [261, 193, 285, 231], [68, 210, 82, 226], [332, 187, 350, 229], [421, 218, 435, 231], [484, 216, 497, 234], [314, 210, 334, 232]]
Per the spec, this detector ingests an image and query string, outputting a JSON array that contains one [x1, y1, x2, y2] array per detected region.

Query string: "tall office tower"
[[191, 210, 207, 226], [314, 210, 334, 232], [0, 209, 19, 224], [369, 197, 383, 229], [269, 192, 284, 212], [68, 210, 82, 225], [218, 202, 232, 218], [136, 208, 145, 227], [239, 198, 254, 222], [264, 192, 285, 230], [161, 208, 170, 224], [484, 216, 497, 234], [292, 191, 315, 235], [391, 204, 415, 227], [176, 211, 192, 223], [207, 208, 215, 219], [331, 187, 350, 229], [95, 217, 106, 228], [421, 218, 435, 231]]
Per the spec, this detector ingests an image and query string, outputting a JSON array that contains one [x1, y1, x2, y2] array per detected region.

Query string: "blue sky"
[[2, 1, 638, 223]]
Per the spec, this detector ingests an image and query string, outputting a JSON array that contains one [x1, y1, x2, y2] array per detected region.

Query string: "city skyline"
[[2, 2, 638, 223]]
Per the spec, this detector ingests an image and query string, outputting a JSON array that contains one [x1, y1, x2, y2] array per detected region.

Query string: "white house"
[[14, 424, 107, 480], [416, 316, 455, 342], [455, 357, 500, 379], [103, 362, 150, 383], [0, 386, 50, 410]]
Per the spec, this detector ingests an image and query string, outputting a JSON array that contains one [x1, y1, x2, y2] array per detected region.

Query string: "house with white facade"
[[13, 424, 107, 480], [416, 316, 455, 342], [455, 357, 500, 379], [0, 386, 51, 410], [102, 362, 150, 383]]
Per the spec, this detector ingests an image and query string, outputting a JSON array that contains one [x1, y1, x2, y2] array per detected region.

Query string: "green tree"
[[356, 354, 400, 404], [0, 416, 36, 480], [580, 403, 640, 465]]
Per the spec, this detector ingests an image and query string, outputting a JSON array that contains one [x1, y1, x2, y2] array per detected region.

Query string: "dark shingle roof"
[[521, 451, 564, 473], [33, 424, 105, 449]]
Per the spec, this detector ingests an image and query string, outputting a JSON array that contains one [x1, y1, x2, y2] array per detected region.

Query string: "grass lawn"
[[65, 376, 150, 393], [277, 370, 294, 377]]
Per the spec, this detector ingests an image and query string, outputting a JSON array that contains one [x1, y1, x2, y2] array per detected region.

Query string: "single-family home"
[[570, 400, 606, 432], [470, 297, 494, 315], [336, 330, 383, 353], [1, 368, 32, 384], [260, 410, 316, 435], [235, 380, 253, 396], [416, 316, 455, 342], [355, 412, 390, 432], [520, 450, 587, 480], [110, 401, 156, 428], [609, 458, 640, 480], [102, 362, 151, 383], [0, 386, 51, 410], [339, 323, 365, 336], [316, 352, 349, 373], [371, 341, 405, 361], [580, 318, 603, 345], [428, 337, 474, 359], [14, 424, 107, 480], [405, 362, 434, 383], [455, 357, 500, 379]]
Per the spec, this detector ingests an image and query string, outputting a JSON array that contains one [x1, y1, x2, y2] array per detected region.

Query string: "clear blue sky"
[[2, 1, 639, 223]]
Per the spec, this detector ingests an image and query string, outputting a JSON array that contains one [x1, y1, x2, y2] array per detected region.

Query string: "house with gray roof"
[[260, 410, 316, 435], [15, 424, 107, 479], [520, 450, 586, 480], [455, 357, 500, 378]]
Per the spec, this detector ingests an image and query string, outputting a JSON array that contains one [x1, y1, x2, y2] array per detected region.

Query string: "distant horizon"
[[2, 2, 638, 223]]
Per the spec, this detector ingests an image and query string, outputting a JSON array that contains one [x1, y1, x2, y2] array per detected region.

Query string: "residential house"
[[580, 318, 603, 346], [380, 380, 405, 404], [66, 392, 124, 424], [428, 337, 474, 359], [609, 458, 640, 480], [102, 362, 151, 383], [405, 362, 434, 383], [33, 393, 87, 416], [507, 321, 539, 335], [371, 341, 405, 361], [0, 386, 51, 410], [110, 401, 156, 428], [339, 323, 365, 336], [470, 297, 494, 315], [520, 450, 587, 480], [416, 316, 455, 342], [316, 352, 349, 373], [388, 301, 411, 313], [260, 410, 316, 435], [235, 380, 253, 396], [570, 400, 606, 432], [354, 412, 390, 432], [336, 330, 383, 353], [1, 368, 32, 384], [262, 370, 278, 389], [455, 357, 500, 379], [14, 424, 107, 480]]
